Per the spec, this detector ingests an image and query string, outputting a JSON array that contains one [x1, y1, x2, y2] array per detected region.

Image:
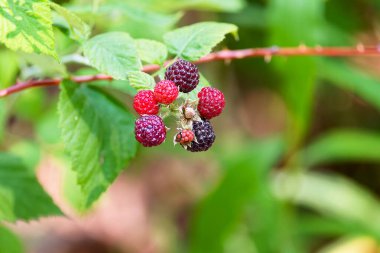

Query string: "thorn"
[[264, 54, 272, 63], [315, 45, 323, 52], [270, 46, 279, 54], [356, 43, 365, 52], [298, 44, 308, 51]]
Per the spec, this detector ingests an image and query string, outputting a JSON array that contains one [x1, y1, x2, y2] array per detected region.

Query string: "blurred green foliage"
[[1, 0, 380, 252]]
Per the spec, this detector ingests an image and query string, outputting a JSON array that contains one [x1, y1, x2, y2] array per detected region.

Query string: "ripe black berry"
[[186, 120, 215, 152], [165, 59, 199, 93], [135, 115, 166, 147]]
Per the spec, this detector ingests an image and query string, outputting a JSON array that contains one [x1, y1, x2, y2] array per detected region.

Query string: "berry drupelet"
[[197, 87, 225, 119], [186, 120, 215, 152], [135, 115, 166, 147], [165, 59, 199, 93]]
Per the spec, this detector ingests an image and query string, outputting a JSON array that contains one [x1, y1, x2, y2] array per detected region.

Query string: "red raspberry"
[[154, 80, 179, 105], [165, 59, 199, 93], [133, 90, 159, 115], [197, 87, 225, 119], [175, 129, 194, 145], [135, 115, 166, 147]]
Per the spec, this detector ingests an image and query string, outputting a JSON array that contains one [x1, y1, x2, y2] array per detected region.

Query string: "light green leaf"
[[127, 71, 155, 91], [70, 3, 181, 41], [124, 0, 244, 13], [299, 129, 380, 167], [49, 2, 90, 42], [163, 22, 238, 61], [135, 39, 167, 65], [274, 171, 380, 236], [83, 32, 142, 80], [0, 226, 23, 253], [0, 0, 57, 58], [0, 153, 62, 222], [58, 80, 137, 207], [319, 59, 380, 110]]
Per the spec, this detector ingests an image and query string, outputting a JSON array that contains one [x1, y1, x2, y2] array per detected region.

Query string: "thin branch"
[[1, 45, 380, 98]]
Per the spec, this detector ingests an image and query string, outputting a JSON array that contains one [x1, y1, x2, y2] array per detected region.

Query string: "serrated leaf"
[[49, 2, 90, 42], [127, 71, 155, 91], [0, 0, 57, 58], [58, 80, 137, 207], [0, 226, 23, 253], [83, 32, 142, 80], [163, 22, 238, 61], [135, 39, 167, 65], [299, 129, 380, 167], [0, 153, 62, 222]]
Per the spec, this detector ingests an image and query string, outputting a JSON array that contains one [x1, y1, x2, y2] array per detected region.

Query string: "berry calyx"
[[133, 90, 159, 115], [186, 120, 215, 152], [165, 59, 199, 93], [135, 115, 166, 147], [197, 87, 225, 119], [154, 80, 179, 105], [175, 129, 195, 145]]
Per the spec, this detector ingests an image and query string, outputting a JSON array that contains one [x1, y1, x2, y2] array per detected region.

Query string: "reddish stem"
[[1, 45, 380, 98]]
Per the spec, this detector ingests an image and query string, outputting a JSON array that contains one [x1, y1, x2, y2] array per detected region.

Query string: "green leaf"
[[274, 171, 380, 237], [189, 138, 283, 253], [49, 2, 90, 42], [124, 0, 245, 13], [163, 22, 238, 61], [135, 39, 167, 65], [83, 32, 142, 80], [0, 0, 57, 57], [0, 226, 23, 253], [127, 71, 155, 91], [70, 3, 181, 41], [319, 59, 380, 110], [0, 153, 62, 222], [299, 129, 380, 167], [58, 80, 137, 207]]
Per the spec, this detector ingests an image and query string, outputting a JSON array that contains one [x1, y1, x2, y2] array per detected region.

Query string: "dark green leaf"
[[0, 153, 62, 222], [189, 138, 283, 253], [58, 80, 137, 207]]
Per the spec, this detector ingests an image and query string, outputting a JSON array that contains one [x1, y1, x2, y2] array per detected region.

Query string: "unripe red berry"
[[133, 90, 159, 115], [197, 87, 225, 119], [175, 129, 194, 145], [154, 80, 179, 105]]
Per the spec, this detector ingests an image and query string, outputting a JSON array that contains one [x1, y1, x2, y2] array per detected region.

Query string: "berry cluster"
[[133, 59, 225, 152]]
